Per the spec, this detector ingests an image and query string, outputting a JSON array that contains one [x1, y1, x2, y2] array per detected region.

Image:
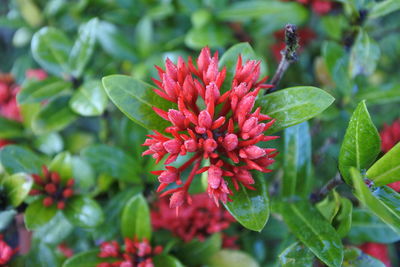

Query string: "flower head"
[[0, 73, 21, 122], [29, 165, 75, 210], [142, 47, 278, 209], [360, 243, 391, 267], [0, 235, 18, 265], [151, 193, 236, 243], [97, 237, 162, 267]]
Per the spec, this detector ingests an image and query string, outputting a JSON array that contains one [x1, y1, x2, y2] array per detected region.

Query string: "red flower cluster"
[[142, 47, 278, 209], [379, 119, 400, 192], [360, 243, 391, 267], [97, 238, 162, 267], [271, 28, 316, 62], [0, 73, 21, 122], [151, 193, 236, 242], [0, 235, 18, 265], [283, 0, 333, 15], [29, 166, 75, 210]]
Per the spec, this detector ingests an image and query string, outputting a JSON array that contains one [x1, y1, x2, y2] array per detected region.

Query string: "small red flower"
[[143, 47, 278, 209], [0, 74, 21, 122], [282, 0, 333, 15], [359, 243, 391, 267], [58, 243, 74, 258], [97, 238, 162, 267], [29, 165, 75, 209], [0, 235, 18, 265], [151, 193, 237, 244], [379, 119, 400, 192], [26, 69, 48, 81]]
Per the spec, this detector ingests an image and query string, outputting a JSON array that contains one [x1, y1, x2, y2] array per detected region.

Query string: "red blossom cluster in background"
[[151, 193, 237, 247], [283, 0, 333, 15], [0, 235, 18, 265], [29, 166, 75, 210], [143, 48, 278, 209], [360, 243, 392, 267], [97, 238, 162, 267]]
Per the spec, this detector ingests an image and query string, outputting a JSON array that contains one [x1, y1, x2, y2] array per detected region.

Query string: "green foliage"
[[121, 194, 151, 239], [367, 143, 400, 186]]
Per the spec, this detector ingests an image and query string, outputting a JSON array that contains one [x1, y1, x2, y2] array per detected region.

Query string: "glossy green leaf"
[[316, 191, 341, 223], [25, 197, 57, 230], [0, 116, 24, 139], [49, 151, 73, 182], [82, 144, 141, 183], [373, 185, 400, 217], [32, 95, 77, 134], [369, 0, 400, 19], [62, 250, 115, 267], [0, 209, 17, 231], [334, 197, 353, 238], [185, 23, 232, 50], [224, 173, 269, 231], [208, 249, 259, 267], [69, 18, 98, 77], [282, 122, 312, 197], [351, 168, 400, 235], [2, 173, 33, 207], [349, 30, 380, 78], [17, 77, 72, 104], [179, 233, 221, 266], [70, 80, 108, 116], [256, 87, 335, 134], [339, 101, 380, 184], [218, 42, 267, 93], [355, 85, 400, 105], [135, 16, 153, 57], [31, 27, 72, 76], [279, 242, 314, 267], [343, 247, 385, 267], [102, 75, 173, 132], [64, 196, 104, 228], [33, 212, 73, 244], [71, 156, 95, 192], [34, 132, 64, 155], [153, 254, 184, 267], [0, 145, 43, 174], [278, 200, 343, 267], [367, 143, 400, 186], [121, 194, 151, 239]]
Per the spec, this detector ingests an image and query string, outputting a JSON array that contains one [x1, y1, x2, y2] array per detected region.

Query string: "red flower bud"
[[223, 134, 238, 152], [168, 109, 186, 129], [43, 197, 54, 207], [44, 183, 57, 194], [63, 188, 74, 198], [203, 138, 217, 153], [208, 165, 223, 189], [163, 139, 181, 154], [67, 179, 75, 187], [158, 169, 179, 184], [57, 201, 65, 210], [196, 110, 212, 133], [51, 172, 60, 184], [170, 191, 186, 209], [239, 146, 266, 160], [184, 139, 198, 152]]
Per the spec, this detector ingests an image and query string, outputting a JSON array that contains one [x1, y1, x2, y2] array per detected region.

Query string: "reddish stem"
[[183, 159, 202, 190], [178, 153, 201, 172]]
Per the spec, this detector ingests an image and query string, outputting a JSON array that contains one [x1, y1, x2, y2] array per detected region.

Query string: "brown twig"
[[310, 173, 344, 203]]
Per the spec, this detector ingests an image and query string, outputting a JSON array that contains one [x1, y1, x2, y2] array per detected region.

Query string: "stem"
[[265, 24, 299, 95], [311, 173, 344, 203], [183, 159, 201, 190]]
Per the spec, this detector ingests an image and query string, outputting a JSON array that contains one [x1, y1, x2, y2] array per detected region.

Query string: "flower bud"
[[208, 165, 223, 189], [163, 139, 181, 154], [223, 134, 238, 151], [240, 145, 266, 159], [43, 197, 54, 207]]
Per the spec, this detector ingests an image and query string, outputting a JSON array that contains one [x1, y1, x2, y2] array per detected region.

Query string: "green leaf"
[[153, 254, 184, 267], [2, 173, 33, 207], [218, 43, 267, 93], [102, 75, 173, 132], [334, 197, 353, 238], [316, 191, 341, 223], [68, 18, 98, 77], [62, 250, 116, 267], [70, 80, 108, 116], [348, 209, 400, 244], [279, 242, 314, 267], [34, 132, 64, 155], [33, 212, 73, 245], [343, 247, 385, 267], [49, 151, 73, 182], [17, 77, 72, 104], [0, 116, 24, 139], [278, 200, 343, 267], [71, 156, 95, 192], [31, 27, 72, 76], [0, 145, 43, 174], [121, 194, 151, 239], [367, 143, 400, 186], [185, 23, 232, 50], [282, 122, 312, 197], [0, 209, 17, 231], [179, 234, 222, 266], [355, 85, 400, 105], [350, 168, 400, 235], [82, 144, 141, 183], [339, 101, 380, 184], [15, 0, 43, 27], [256, 87, 335, 134], [224, 173, 269, 231], [349, 30, 380, 78], [25, 197, 57, 230], [32, 95, 77, 134], [369, 0, 400, 19], [63, 196, 104, 228], [207, 249, 259, 267], [135, 16, 153, 57]]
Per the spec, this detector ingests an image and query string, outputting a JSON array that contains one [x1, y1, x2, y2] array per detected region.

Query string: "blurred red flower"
[[0, 235, 18, 265], [282, 0, 333, 15], [359, 243, 391, 267]]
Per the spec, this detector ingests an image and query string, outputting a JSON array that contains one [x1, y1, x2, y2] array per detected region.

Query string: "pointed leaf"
[[0, 116, 24, 139], [339, 101, 380, 184], [33, 212, 73, 245], [349, 30, 380, 77], [153, 254, 184, 267], [25, 197, 57, 230], [278, 200, 344, 267], [121, 194, 151, 239], [279, 242, 314, 267], [224, 173, 269, 231], [256, 87, 335, 134], [343, 247, 385, 267], [64, 196, 104, 228], [62, 250, 116, 267], [179, 233, 221, 266], [2, 173, 33, 207], [367, 143, 400, 186], [369, 0, 400, 19], [70, 80, 108, 116], [0, 145, 43, 174], [102, 75, 173, 132], [207, 249, 259, 267], [49, 151, 73, 182]]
